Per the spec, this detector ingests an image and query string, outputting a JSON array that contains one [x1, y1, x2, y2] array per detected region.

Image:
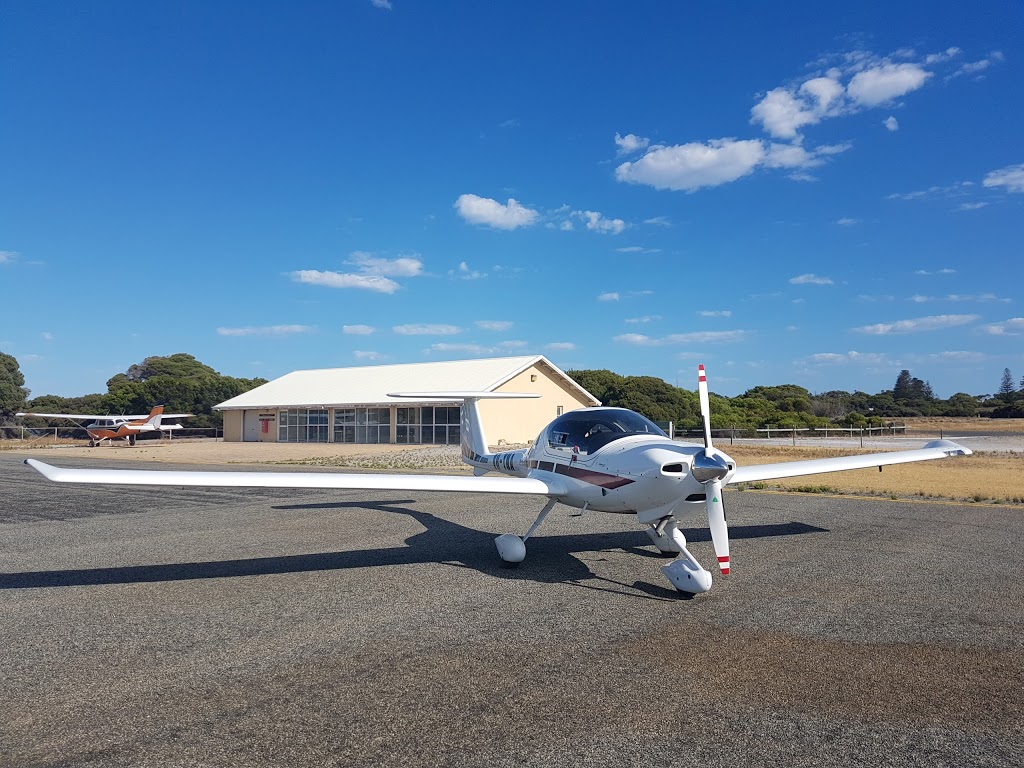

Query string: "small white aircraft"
[[17, 405, 191, 447], [23, 366, 971, 594]]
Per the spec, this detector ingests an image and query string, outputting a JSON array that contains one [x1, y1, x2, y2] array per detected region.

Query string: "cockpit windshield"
[[545, 409, 667, 455]]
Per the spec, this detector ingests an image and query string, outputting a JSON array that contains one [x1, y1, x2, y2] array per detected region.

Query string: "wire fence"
[[656, 421, 912, 447], [0, 426, 222, 444]]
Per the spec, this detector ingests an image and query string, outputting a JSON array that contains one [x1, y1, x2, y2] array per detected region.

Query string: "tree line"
[[2, 353, 267, 432], [2, 350, 1021, 437], [566, 367, 1023, 431]]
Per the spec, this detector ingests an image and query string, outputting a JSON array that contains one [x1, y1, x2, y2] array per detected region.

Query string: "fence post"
[[860, 428, 864, 448], [730, 426, 735, 445]]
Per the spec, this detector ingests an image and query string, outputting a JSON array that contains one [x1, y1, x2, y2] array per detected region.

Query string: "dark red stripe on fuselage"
[[527, 460, 634, 489]]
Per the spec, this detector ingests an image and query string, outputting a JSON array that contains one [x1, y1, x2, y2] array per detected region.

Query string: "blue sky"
[[2, 1, 1021, 399]]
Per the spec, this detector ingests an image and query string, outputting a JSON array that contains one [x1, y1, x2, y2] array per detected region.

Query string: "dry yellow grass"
[[900, 416, 1024, 434], [727, 445, 1024, 504]]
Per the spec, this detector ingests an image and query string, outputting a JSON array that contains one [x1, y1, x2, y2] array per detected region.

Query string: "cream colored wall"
[[223, 410, 243, 442], [483, 363, 595, 445]]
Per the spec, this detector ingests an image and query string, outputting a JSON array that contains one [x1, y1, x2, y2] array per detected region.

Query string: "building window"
[[334, 407, 391, 444], [395, 406, 461, 445], [278, 409, 329, 442]]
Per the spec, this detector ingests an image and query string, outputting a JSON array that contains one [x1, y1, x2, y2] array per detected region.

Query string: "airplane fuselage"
[[473, 407, 736, 523]]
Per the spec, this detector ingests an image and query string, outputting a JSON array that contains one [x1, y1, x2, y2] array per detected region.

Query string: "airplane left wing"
[[23, 459, 566, 496], [727, 439, 971, 485]]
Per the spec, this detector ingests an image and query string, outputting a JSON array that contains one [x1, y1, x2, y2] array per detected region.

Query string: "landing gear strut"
[[495, 498, 558, 564]]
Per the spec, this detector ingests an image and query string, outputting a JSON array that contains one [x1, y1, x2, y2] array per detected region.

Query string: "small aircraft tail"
[[142, 405, 165, 430], [388, 392, 539, 477]]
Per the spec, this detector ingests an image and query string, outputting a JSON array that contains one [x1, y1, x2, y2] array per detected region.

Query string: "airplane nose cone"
[[691, 451, 730, 482]]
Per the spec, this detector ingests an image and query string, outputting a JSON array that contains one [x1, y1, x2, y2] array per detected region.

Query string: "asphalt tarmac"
[[1, 453, 1021, 768]]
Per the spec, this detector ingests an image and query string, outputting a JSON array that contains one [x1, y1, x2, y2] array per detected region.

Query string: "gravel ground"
[[1, 453, 1022, 768]]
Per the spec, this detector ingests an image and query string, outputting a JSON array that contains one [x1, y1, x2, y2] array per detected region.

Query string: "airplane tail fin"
[[144, 406, 165, 429], [388, 392, 539, 476]]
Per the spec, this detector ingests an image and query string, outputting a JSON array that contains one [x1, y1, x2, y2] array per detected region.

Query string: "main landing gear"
[[494, 498, 558, 565], [494, 502, 714, 596]]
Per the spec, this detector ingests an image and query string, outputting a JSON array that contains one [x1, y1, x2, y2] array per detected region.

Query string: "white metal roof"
[[215, 355, 599, 410]]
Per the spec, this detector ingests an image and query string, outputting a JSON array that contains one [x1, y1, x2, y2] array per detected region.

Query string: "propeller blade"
[[697, 364, 714, 452], [706, 478, 730, 574]]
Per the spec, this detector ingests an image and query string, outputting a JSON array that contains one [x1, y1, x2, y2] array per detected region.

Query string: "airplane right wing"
[[24, 459, 567, 496], [727, 439, 971, 485]]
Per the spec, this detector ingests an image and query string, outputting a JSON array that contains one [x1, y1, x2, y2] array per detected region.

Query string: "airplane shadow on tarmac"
[[0, 498, 827, 596]]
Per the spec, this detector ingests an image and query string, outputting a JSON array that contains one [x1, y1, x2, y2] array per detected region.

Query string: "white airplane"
[[23, 366, 971, 595], [17, 405, 191, 447]]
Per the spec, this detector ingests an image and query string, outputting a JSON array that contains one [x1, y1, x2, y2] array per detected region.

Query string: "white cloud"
[[836, 217, 859, 226], [852, 314, 979, 335], [450, 261, 485, 280], [888, 182, 975, 201], [454, 194, 539, 230], [545, 342, 576, 351], [925, 47, 961, 65], [393, 324, 461, 335], [950, 51, 1004, 79], [217, 325, 314, 337], [808, 351, 891, 365], [41, 331, 54, 341], [615, 246, 661, 254], [498, 340, 528, 349], [598, 292, 619, 302], [574, 210, 626, 234], [291, 270, 400, 294], [789, 273, 833, 285], [559, 220, 574, 231], [917, 350, 987, 363], [751, 83, 840, 140], [884, 116, 899, 131], [614, 132, 650, 155], [644, 216, 672, 226], [614, 330, 748, 345], [343, 325, 375, 335], [346, 251, 423, 277], [291, 250, 422, 294], [909, 293, 1009, 303], [0, 250, 16, 264], [983, 163, 1024, 193], [476, 320, 513, 331], [370, 0, 391, 8], [616, 138, 765, 192], [429, 343, 494, 354], [847, 63, 930, 106], [980, 318, 1024, 336], [698, 310, 732, 318], [957, 202, 988, 211], [354, 350, 387, 360], [625, 315, 660, 324], [914, 268, 957, 275]]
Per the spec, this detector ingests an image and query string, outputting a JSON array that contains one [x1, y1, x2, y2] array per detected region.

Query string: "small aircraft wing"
[[16, 412, 112, 421], [23, 459, 566, 496], [727, 439, 971, 485]]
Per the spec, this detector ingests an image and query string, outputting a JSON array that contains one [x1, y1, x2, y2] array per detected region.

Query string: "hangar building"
[[214, 355, 600, 445]]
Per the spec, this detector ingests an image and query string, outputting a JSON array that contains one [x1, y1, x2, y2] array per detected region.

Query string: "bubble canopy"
[[543, 408, 667, 455]]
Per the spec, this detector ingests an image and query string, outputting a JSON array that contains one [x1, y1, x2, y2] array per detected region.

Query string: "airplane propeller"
[[694, 364, 730, 575]]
